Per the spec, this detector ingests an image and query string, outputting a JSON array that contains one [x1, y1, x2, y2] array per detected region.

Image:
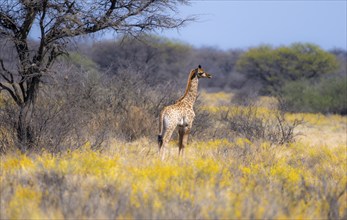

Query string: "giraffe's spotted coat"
[[158, 66, 212, 159]]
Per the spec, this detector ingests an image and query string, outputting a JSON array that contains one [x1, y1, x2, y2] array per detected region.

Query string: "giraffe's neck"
[[177, 75, 199, 108]]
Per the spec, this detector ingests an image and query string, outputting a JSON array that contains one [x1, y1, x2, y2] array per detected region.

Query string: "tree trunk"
[[16, 76, 40, 152], [17, 102, 34, 152]]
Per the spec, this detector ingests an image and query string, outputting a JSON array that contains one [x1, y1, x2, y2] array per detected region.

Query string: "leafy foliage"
[[280, 76, 347, 115], [236, 43, 339, 94]]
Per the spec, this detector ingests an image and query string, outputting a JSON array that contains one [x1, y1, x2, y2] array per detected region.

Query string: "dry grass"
[[1, 92, 346, 219], [201, 92, 347, 148], [200, 91, 234, 107], [292, 114, 347, 148], [1, 137, 346, 219]]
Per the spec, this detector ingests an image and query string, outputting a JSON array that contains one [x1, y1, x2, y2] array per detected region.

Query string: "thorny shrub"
[[219, 104, 303, 144], [0, 59, 214, 153]]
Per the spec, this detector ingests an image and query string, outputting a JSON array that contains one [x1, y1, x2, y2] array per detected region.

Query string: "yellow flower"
[[8, 186, 43, 219]]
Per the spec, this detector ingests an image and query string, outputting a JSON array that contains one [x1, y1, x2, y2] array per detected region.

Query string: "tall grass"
[[1, 138, 346, 219], [1, 92, 346, 219]]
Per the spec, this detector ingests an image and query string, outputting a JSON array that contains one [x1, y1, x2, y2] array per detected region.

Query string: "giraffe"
[[158, 65, 212, 159]]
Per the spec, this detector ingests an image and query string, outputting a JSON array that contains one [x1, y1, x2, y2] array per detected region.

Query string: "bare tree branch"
[[20, 2, 37, 39], [0, 0, 191, 151], [0, 58, 13, 83], [0, 11, 19, 33], [0, 81, 21, 105]]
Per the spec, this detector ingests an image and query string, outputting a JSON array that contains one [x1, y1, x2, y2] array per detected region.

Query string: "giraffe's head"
[[191, 65, 212, 79]]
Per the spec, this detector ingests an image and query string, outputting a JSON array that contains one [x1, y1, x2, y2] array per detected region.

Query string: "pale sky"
[[28, 1, 347, 50], [160, 0, 347, 50]]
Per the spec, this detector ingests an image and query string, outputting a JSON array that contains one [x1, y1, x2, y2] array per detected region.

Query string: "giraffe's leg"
[[178, 126, 190, 157], [178, 126, 185, 156], [160, 126, 175, 160]]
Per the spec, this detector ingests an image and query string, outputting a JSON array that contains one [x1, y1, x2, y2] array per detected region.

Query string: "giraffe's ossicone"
[[158, 65, 212, 159]]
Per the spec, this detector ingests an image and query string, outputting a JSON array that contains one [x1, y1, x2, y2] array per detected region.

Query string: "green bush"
[[236, 43, 339, 95], [280, 76, 347, 114]]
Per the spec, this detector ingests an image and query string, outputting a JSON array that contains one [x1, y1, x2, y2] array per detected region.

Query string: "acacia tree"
[[0, 0, 191, 152], [236, 43, 339, 94]]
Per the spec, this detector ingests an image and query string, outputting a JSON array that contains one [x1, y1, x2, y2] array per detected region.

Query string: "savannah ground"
[[1, 92, 346, 219]]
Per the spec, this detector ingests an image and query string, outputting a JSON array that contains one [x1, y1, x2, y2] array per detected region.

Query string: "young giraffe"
[[158, 65, 212, 159]]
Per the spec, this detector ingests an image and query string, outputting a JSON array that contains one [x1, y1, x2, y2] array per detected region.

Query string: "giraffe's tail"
[[158, 110, 164, 147], [158, 135, 163, 147]]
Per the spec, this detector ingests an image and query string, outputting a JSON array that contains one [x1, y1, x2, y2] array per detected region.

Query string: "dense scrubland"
[[1, 36, 346, 152], [1, 36, 346, 219], [1, 93, 346, 219]]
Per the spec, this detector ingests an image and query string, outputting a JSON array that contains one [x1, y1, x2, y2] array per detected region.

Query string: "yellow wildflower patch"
[[1, 96, 346, 219]]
